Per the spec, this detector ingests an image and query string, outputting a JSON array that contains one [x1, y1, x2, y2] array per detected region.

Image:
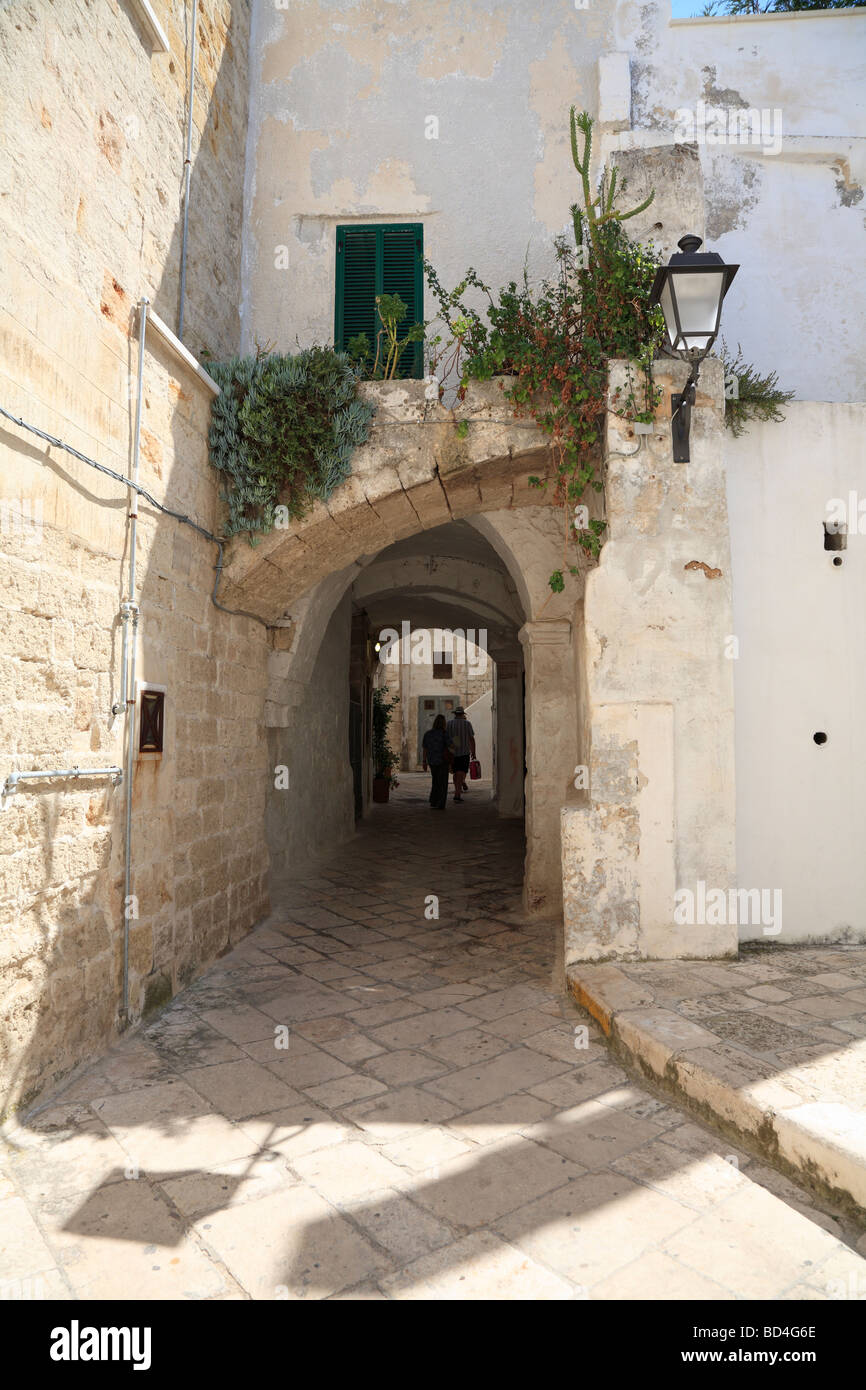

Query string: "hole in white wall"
[[813, 731, 828, 746]]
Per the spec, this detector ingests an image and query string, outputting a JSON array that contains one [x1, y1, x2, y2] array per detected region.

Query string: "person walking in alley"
[[446, 706, 476, 803], [421, 713, 454, 810]]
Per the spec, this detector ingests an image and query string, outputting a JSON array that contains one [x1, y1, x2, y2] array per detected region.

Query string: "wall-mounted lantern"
[[650, 235, 739, 462]]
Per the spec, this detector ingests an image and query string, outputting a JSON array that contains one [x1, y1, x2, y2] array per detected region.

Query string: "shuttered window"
[[334, 223, 424, 379]]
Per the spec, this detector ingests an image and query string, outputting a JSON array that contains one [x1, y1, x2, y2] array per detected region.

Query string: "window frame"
[[334, 222, 425, 380]]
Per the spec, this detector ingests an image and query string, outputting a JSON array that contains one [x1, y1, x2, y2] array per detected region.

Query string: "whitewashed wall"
[[618, 5, 866, 404], [726, 404, 866, 944]]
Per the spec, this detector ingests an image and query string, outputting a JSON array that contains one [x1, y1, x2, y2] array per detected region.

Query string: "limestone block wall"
[[562, 357, 738, 963], [218, 379, 557, 621], [0, 327, 270, 1117], [0, 0, 265, 1116]]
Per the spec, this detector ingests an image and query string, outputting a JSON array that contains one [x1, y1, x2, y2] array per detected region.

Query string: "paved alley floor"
[[2, 775, 865, 1300]]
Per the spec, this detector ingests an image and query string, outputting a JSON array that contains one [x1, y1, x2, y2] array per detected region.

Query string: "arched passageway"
[[230, 361, 739, 971], [352, 520, 526, 816], [217, 380, 597, 922], [263, 507, 586, 921]]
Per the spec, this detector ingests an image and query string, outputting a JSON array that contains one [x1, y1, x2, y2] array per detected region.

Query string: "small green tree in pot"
[[371, 687, 400, 803]]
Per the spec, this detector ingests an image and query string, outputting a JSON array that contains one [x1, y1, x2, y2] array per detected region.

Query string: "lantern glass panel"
[[671, 269, 725, 351]]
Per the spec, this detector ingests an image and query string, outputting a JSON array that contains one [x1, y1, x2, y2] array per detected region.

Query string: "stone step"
[[568, 960, 866, 1222]]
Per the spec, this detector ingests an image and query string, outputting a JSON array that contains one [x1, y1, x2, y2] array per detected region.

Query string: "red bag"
[[469, 758, 481, 780]]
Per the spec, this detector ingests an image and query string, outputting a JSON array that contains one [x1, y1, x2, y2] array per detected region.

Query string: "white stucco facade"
[[727, 403, 866, 944]]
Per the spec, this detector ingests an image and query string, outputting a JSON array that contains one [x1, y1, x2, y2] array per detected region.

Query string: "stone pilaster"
[[562, 357, 737, 963]]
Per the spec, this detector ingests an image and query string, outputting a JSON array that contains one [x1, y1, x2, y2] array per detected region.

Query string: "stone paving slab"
[[2, 778, 865, 1300], [568, 947, 866, 1217]]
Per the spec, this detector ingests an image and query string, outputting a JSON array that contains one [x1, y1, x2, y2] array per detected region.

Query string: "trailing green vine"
[[423, 109, 665, 592], [208, 345, 374, 541]]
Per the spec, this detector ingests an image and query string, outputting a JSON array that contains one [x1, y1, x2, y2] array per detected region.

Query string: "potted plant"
[[371, 687, 400, 803]]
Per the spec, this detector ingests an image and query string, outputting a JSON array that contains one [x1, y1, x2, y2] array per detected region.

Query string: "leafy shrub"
[[208, 346, 374, 540], [347, 293, 425, 380], [372, 686, 400, 779], [719, 341, 795, 438]]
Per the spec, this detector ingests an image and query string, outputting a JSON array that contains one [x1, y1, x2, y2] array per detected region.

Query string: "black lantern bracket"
[[670, 385, 694, 465], [671, 371, 697, 464]]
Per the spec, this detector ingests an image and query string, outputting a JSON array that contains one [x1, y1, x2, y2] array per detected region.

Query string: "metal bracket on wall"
[[2, 766, 123, 805], [671, 383, 697, 463]]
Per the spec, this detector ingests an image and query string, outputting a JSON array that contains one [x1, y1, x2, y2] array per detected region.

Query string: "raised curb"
[[568, 965, 866, 1222]]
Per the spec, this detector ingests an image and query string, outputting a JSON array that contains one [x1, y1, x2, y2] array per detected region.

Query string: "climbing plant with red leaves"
[[423, 110, 665, 594]]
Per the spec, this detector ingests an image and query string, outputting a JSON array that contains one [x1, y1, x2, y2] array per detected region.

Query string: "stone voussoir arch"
[[219, 379, 558, 623]]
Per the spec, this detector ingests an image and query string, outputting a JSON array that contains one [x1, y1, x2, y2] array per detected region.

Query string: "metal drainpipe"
[[178, 0, 198, 342], [119, 298, 147, 1028]]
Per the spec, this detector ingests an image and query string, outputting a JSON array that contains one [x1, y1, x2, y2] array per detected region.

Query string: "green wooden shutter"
[[381, 226, 423, 379], [335, 223, 423, 379], [335, 226, 377, 364]]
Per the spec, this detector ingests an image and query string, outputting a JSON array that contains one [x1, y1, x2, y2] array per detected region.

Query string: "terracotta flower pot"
[[372, 775, 390, 803]]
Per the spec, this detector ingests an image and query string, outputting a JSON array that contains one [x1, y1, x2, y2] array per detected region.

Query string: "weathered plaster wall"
[[0, 0, 264, 1116], [617, 6, 866, 403], [242, 0, 618, 355], [562, 357, 738, 962], [726, 402, 866, 945], [465, 688, 493, 780], [245, 1, 864, 403]]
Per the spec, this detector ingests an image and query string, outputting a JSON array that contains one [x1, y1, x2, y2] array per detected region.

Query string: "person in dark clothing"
[[421, 714, 453, 809]]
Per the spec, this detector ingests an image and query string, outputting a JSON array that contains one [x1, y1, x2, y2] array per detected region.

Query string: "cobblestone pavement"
[[2, 776, 865, 1300]]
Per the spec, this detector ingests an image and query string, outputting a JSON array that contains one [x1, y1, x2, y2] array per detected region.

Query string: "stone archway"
[[258, 505, 582, 918], [217, 380, 570, 622], [217, 379, 597, 919], [225, 362, 738, 964]]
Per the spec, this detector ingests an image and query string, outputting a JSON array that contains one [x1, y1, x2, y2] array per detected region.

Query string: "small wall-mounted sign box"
[[137, 683, 166, 757]]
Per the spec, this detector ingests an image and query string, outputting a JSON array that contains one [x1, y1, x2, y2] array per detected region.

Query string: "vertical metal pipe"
[[120, 298, 147, 1028], [178, 0, 198, 341], [113, 605, 130, 719]]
